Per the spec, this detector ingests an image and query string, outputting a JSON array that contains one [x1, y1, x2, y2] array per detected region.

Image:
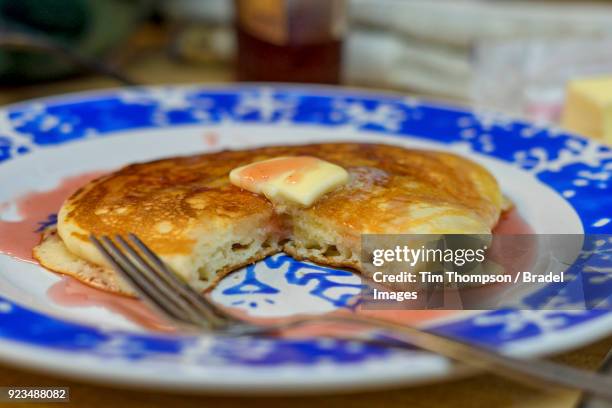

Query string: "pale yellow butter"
[[562, 76, 612, 145], [229, 156, 349, 207]]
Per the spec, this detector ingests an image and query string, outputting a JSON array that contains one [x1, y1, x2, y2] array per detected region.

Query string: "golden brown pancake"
[[34, 143, 503, 295]]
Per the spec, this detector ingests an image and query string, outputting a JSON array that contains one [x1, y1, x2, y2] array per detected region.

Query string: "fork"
[[91, 233, 612, 400]]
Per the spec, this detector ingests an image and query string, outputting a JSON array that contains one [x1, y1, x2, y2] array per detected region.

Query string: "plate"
[[0, 85, 611, 394]]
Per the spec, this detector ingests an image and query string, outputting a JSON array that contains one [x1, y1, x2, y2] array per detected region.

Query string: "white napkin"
[[349, 0, 612, 48], [343, 30, 471, 99]]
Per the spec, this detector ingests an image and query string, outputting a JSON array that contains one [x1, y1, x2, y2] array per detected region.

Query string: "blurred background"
[[1, 0, 612, 144]]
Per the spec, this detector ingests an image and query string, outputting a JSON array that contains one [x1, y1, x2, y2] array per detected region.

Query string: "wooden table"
[[1, 26, 610, 408]]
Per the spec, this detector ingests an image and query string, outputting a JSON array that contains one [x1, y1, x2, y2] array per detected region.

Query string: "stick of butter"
[[229, 156, 349, 207], [562, 76, 612, 145]]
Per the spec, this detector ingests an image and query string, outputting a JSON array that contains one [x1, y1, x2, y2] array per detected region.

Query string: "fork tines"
[[90, 233, 233, 330]]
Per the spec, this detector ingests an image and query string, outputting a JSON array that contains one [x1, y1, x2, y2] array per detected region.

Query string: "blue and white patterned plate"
[[0, 85, 611, 394]]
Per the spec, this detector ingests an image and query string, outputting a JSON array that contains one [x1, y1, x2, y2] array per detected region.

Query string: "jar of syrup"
[[234, 0, 346, 84]]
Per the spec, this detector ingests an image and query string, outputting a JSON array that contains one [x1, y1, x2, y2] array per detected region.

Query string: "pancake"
[[34, 143, 504, 296]]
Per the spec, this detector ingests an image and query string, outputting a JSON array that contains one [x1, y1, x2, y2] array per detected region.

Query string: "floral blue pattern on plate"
[[0, 85, 610, 392]]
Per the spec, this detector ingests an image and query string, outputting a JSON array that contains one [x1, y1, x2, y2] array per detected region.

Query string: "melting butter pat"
[[229, 156, 349, 207]]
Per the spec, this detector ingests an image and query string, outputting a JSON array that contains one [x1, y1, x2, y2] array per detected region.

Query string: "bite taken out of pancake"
[[34, 143, 504, 296]]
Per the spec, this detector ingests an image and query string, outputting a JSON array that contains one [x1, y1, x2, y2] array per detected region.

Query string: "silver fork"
[[91, 233, 612, 400]]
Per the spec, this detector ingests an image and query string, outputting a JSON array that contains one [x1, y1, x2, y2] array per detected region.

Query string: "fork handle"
[[261, 313, 612, 401]]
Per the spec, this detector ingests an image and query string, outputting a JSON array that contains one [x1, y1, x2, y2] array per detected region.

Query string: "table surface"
[[1, 26, 610, 408]]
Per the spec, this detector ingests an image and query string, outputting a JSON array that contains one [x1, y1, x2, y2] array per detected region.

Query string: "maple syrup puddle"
[[48, 276, 175, 332], [0, 171, 533, 334], [0, 171, 106, 263]]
